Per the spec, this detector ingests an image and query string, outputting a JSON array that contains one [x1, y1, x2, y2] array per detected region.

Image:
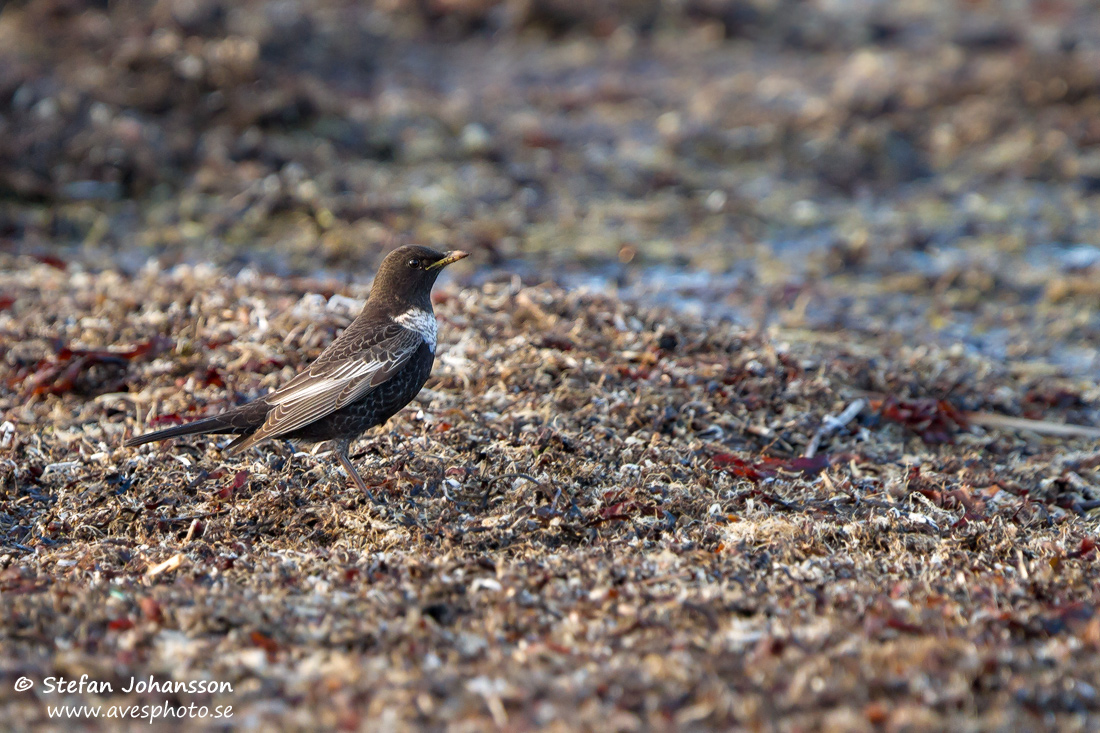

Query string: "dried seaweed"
[[1, 257, 1098, 730]]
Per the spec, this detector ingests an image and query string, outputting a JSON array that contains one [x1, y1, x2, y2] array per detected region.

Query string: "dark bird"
[[125, 245, 468, 494]]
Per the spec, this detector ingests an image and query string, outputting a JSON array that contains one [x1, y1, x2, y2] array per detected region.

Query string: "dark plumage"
[[125, 245, 468, 494]]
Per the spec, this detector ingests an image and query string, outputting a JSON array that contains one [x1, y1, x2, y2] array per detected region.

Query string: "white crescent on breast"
[[393, 308, 437, 353]]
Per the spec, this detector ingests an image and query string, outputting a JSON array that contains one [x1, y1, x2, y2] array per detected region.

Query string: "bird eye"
[[406, 258, 421, 269]]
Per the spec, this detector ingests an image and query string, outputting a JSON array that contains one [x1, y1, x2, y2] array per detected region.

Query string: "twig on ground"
[[965, 412, 1100, 439], [805, 399, 866, 458]]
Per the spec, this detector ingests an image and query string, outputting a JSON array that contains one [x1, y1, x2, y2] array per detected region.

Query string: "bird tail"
[[124, 415, 247, 447]]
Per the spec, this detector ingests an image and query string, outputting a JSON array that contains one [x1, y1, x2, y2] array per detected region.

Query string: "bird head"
[[369, 245, 469, 308]]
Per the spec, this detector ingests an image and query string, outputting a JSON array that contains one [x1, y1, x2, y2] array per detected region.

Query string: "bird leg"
[[335, 440, 379, 504]]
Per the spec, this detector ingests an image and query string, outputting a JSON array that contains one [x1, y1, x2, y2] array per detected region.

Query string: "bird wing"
[[226, 321, 424, 453]]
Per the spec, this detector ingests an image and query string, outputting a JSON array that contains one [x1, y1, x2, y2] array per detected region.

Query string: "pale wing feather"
[[267, 357, 382, 406], [242, 325, 423, 446]]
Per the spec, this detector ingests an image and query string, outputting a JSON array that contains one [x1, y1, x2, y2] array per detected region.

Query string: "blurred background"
[[1, 0, 1099, 373]]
